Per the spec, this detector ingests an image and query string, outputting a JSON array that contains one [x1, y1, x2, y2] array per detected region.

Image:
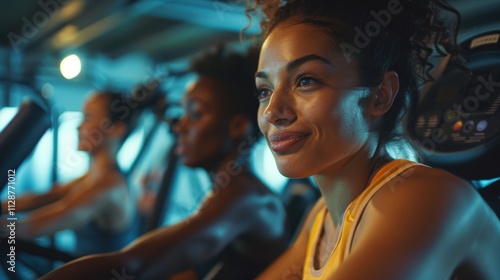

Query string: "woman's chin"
[[277, 165, 310, 179], [77, 142, 92, 153], [181, 157, 197, 168]]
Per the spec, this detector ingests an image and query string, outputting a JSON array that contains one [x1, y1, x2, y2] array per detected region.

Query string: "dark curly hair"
[[190, 44, 262, 140], [94, 90, 144, 142], [246, 0, 466, 153]]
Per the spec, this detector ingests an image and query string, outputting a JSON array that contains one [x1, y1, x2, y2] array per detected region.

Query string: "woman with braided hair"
[[250, 0, 500, 279]]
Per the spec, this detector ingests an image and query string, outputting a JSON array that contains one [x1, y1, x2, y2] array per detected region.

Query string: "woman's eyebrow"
[[286, 54, 334, 73], [255, 71, 268, 79], [186, 97, 208, 108], [255, 54, 334, 79]]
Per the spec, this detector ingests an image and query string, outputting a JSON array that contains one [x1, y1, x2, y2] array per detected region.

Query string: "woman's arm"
[[1, 176, 85, 214], [16, 175, 116, 238], [41, 183, 267, 280], [256, 197, 325, 279]]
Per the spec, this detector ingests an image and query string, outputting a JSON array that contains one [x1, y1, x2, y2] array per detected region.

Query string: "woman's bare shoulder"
[[376, 164, 477, 204], [365, 165, 498, 259], [65, 171, 127, 201], [342, 164, 500, 278], [92, 170, 127, 189]]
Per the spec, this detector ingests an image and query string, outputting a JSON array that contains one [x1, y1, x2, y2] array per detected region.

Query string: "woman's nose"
[[173, 116, 187, 133], [262, 87, 296, 128]]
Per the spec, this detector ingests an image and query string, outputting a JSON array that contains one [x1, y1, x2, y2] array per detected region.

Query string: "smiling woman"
[[256, 30, 373, 178], [249, 0, 500, 279]]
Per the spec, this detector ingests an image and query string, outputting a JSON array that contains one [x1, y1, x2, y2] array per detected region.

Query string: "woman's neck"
[[205, 145, 254, 190], [313, 142, 391, 227], [88, 147, 119, 177]]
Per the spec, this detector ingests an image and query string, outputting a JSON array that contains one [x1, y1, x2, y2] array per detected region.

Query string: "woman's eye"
[[189, 112, 199, 119], [185, 103, 202, 120], [298, 76, 317, 87], [256, 88, 272, 100]]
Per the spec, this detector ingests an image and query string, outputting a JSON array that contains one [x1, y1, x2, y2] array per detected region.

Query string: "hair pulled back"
[[247, 0, 464, 147]]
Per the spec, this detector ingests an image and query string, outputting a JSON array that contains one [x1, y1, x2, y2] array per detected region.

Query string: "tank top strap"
[[344, 159, 427, 255], [304, 202, 329, 278]]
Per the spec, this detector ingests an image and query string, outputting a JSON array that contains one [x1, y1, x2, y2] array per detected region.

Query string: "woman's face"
[[77, 94, 117, 153], [175, 76, 232, 168], [256, 21, 374, 178]]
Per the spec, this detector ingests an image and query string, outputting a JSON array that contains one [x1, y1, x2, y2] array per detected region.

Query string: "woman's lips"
[[268, 132, 309, 153], [175, 143, 187, 155]]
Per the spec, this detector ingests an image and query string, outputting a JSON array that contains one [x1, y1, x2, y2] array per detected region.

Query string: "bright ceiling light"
[[60, 54, 81, 79]]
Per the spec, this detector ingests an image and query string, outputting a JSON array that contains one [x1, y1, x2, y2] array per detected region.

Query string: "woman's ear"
[[229, 114, 251, 139], [371, 71, 399, 116]]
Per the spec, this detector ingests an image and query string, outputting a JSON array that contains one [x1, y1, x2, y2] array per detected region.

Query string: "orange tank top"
[[303, 159, 424, 279]]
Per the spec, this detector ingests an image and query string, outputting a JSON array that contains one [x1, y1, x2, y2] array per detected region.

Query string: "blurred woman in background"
[[41, 45, 288, 280], [2, 91, 139, 256]]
